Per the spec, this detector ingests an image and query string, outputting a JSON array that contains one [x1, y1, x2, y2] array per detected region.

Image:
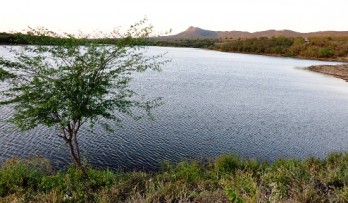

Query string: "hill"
[[166, 26, 348, 39]]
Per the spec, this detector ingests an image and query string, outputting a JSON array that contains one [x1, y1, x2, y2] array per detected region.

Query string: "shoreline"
[[307, 64, 348, 82], [1, 43, 348, 63], [153, 45, 348, 63], [212, 49, 348, 63]]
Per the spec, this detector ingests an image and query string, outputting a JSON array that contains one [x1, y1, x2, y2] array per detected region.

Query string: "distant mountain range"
[[164, 26, 348, 39]]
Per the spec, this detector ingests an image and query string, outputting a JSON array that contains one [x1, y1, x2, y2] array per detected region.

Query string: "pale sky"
[[1, 0, 348, 35]]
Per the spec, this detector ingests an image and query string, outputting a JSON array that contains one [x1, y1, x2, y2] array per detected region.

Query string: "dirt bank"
[[308, 64, 348, 82]]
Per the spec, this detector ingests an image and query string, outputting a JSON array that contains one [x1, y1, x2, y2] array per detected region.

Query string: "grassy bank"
[[1, 153, 348, 202]]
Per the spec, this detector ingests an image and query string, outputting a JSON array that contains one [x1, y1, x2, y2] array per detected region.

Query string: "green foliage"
[[0, 157, 51, 196], [262, 159, 308, 200], [226, 188, 243, 203], [0, 67, 15, 81], [3, 153, 348, 202], [0, 32, 21, 44], [0, 20, 166, 169], [172, 161, 205, 183], [318, 47, 334, 57], [214, 36, 348, 60], [215, 154, 240, 173], [2, 31, 348, 61], [0, 23, 164, 131], [159, 160, 209, 184], [216, 36, 295, 55], [151, 38, 217, 48]]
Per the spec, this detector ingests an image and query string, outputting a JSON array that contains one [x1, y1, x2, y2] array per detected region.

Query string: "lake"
[[0, 46, 347, 171]]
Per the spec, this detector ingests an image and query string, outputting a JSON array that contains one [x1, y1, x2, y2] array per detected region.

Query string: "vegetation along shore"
[[2, 31, 348, 62], [1, 153, 348, 202], [1, 28, 348, 202], [3, 31, 348, 80]]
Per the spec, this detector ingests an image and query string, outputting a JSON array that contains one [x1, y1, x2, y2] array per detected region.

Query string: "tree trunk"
[[62, 126, 87, 176], [73, 134, 81, 163], [66, 139, 87, 175]]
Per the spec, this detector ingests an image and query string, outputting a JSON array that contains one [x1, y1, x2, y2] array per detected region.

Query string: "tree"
[[0, 20, 166, 173]]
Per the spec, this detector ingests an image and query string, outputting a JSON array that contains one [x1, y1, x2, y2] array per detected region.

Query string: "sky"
[[1, 0, 348, 35]]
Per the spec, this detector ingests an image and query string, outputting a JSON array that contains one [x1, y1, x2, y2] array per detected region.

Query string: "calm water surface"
[[1, 46, 348, 170]]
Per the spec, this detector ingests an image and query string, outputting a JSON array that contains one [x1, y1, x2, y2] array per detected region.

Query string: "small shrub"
[[226, 187, 243, 203], [0, 157, 51, 196], [318, 47, 334, 58], [174, 161, 205, 184], [87, 168, 116, 189], [261, 159, 308, 200], [233, 170, 257, 199], [215, 154, 240, 174]]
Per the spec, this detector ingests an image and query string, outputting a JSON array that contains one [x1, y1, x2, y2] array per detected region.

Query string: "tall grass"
[[1, 153, 348, 202]]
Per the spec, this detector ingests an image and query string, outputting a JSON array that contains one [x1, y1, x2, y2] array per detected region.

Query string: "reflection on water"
[[0, 46, 347, 171]]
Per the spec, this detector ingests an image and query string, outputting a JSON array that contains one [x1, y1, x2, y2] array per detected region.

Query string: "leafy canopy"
[[0, 20, 166, 132]]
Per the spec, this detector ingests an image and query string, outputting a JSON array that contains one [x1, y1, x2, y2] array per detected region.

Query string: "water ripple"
[[1, 47, 348, 170]]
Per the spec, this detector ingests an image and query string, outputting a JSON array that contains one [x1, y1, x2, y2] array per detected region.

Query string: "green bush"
[[215, 154, 241, 173], [318, 47, 334, 57], [173, 161, 205, 183], [0, 157, 51, 196]]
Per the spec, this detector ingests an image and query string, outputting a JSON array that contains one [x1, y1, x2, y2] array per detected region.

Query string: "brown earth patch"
[[308, 64, 348, 82]]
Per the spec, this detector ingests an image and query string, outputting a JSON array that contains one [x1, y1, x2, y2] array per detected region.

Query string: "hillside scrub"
[[151, 36, 348, 61], [2, 32, 348, 61], [1, 153, 348, 202], [214, 36, 348, 61]]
